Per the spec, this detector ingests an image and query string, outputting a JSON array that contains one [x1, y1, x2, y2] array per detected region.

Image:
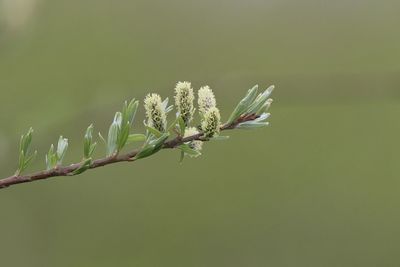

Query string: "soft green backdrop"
[[1, 0, 400, 266]]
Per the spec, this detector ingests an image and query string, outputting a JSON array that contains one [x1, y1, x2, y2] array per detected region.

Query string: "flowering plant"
[[0, 82, 275, 189]]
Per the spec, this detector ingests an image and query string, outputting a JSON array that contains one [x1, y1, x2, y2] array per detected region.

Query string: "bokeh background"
[[1, 0, 400, 266]]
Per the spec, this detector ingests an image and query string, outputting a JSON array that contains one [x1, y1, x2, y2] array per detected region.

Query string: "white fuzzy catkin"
[[174, 81, 195, 126], [144, 93, 167, 132], [198, 86, 216, 115], [201, 107, 221, 137]]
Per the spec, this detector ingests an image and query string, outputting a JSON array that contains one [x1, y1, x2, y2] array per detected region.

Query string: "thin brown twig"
[[0, 115, 256, 189]]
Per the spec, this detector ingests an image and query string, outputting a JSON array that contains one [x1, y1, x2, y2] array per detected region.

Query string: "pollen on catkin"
[[198, 86, 216, 115], [201, 107, 221, 137], [184, 127, 203, 156], [144, 93, 167, 132], [174, 81, 195, 126]]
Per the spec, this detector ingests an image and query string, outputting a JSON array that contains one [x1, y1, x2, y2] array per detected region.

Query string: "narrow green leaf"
[[135, 144, 155, 159], [165, 105, 174, 113], [246, 85, 274, 115], [162, 97, 174, 113], [227, 85, 259, 124], [128, 100, 139, 125], [18, 150, 25, 173], [126, 134, 146, 144], [117, 124, 130, 151], [256, 99, 273, 115], [146, 125, 162, 138], [107, 123, 119, 156], [18, 135, 24, 157], [16, 127, 35, 174], [151, 133, 170, 152], [98, 132, 106, 145], [84, 124, 96, 159], [56, 136, 68, 164], [135, 133, 169, 159], [107, 117, 120, 156], [162, 97, 169, 110], [24, 151, 37, 169], [167, 116, 179, 132], [19, 127, 33, 155], [178, 117, 186, 136], [89, 143, 97, 157], [46, 144, 57, 170], [236, 122, 269, 129], [254, 113, 270, 122], [121, 99, 138, 128], [178, 144, 201, 157], [113, 112, 123, 128], [69, 158, 92, 176]]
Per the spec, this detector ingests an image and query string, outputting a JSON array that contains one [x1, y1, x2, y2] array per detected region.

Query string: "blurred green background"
[[1, 0, 400, 266]]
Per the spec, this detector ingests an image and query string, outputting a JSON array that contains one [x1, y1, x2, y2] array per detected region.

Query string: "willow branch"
[[0, 116, 255, 189]]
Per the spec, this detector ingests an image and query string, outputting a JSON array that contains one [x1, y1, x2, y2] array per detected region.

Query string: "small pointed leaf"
[[126, 134, 146, 144], [146, 126, 162, 138], [178, 144, 201, 157]]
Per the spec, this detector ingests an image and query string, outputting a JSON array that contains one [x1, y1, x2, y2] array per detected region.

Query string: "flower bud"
[[198, 85, 216, 115], [201, 107, 221, 137], [184, 127, 203, 157], [144, 93, 167, 132], [174, 81, 195, 126]]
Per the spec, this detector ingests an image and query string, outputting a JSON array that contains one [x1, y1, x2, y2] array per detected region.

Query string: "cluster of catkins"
[[144, 82, 220, 157]]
